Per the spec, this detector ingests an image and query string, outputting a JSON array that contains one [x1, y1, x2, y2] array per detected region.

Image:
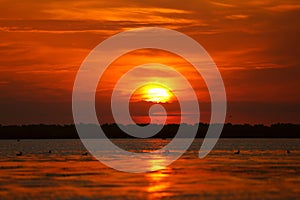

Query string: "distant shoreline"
[[0, 123, 299, 139]]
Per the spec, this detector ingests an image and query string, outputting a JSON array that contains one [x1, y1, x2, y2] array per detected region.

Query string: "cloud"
[[266, 4, 300, 12], [0, 26, 112, 34], [209, 1, 236, 8], [42, 6, 195, 24], [225, 15, 249, 20], [0, 81, 10, 85]]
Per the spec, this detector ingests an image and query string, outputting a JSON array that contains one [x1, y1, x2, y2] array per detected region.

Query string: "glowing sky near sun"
[[0, 0, 299, 124]]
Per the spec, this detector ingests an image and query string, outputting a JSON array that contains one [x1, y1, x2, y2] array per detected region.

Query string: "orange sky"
[[0, 0, 299, 125]]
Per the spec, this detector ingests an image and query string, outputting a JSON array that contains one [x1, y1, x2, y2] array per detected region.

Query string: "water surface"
[[0, 139, 299, 199]]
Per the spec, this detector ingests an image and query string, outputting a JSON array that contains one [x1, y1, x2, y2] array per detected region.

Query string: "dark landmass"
[[0, 123, 299, 139]]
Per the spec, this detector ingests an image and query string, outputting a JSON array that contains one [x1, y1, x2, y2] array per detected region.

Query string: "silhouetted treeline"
[[0, 123, 299, 139]]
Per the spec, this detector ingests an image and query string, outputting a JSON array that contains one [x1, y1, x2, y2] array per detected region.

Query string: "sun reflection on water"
[[146, 155, 172, 199]]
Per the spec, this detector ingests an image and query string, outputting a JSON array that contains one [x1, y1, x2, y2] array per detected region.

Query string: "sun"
[[146, 87, 170, 103], [139, 84, 173, 103]]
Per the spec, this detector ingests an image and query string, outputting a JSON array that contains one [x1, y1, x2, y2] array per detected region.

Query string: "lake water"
[[0, 139, 299, 199]]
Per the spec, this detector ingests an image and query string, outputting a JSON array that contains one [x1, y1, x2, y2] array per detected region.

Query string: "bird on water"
[[234, 150, 240, 154]]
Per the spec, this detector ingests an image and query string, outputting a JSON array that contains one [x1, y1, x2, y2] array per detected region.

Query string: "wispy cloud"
[[226, 14, 249, 20], [266, 4, 300, 12], [43, 6, 194, 24], [0, 81, 10, 85], [209, 1, 236, 8]]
